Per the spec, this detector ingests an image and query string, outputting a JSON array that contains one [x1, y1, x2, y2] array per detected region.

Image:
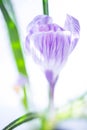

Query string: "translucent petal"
[[64, 14, 80, 53], [27, 15, 52, 35], [30, 31, 70, 76]]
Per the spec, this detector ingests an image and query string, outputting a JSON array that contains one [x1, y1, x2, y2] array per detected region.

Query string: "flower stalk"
[[42, 0, 49, 15], [22, 86, 29, 110]]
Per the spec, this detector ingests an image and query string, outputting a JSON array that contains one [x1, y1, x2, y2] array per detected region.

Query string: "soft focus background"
[[0, 0, 87, 129]]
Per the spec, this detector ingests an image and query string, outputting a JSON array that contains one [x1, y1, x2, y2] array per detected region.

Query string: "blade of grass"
[[0, 0, 29, 110], [0, 1, 27, 75], [2, 112, 39, 130], [1, 0, 17, 23]]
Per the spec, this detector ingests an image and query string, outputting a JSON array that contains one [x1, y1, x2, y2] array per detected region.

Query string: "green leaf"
[[0, 1, 28, 76], [42, 0, 49, 15], [2, 112, 39, 130], [0, 0, 29, 110], [1, 0, 17, 23]]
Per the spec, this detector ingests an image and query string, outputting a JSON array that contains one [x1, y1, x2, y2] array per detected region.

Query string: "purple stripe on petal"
[[55, 31, 70, 63], [60, 32, 71, 63], [25, 36, 30, 52]]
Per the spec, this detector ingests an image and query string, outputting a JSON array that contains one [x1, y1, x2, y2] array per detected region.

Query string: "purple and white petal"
[[29, 31, 70, 77], [64, 14, 80, 53], [27, 15, 52, 35]]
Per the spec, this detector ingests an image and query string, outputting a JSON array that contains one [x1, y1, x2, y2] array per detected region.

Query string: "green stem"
[[22, 86, 29, 111], [40, 84, 55, 130], [49, 84, 55, 111], [42, 0, 49, 15], [2, 113, 39, 130]]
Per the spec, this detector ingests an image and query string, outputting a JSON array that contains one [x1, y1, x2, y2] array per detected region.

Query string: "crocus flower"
[[25, 14, 80, 100]]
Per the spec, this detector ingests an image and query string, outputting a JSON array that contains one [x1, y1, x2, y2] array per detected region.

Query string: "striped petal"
[[64, 14, 80, 53], [30, 31, 71, 75]]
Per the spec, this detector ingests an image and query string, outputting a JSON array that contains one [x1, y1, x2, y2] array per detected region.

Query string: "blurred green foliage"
[[0, 0, 28, 75], [0, 0, 29, 110]]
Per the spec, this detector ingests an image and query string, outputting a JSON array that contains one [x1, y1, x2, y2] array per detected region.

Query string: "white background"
[[0, 0, 87, 129]]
